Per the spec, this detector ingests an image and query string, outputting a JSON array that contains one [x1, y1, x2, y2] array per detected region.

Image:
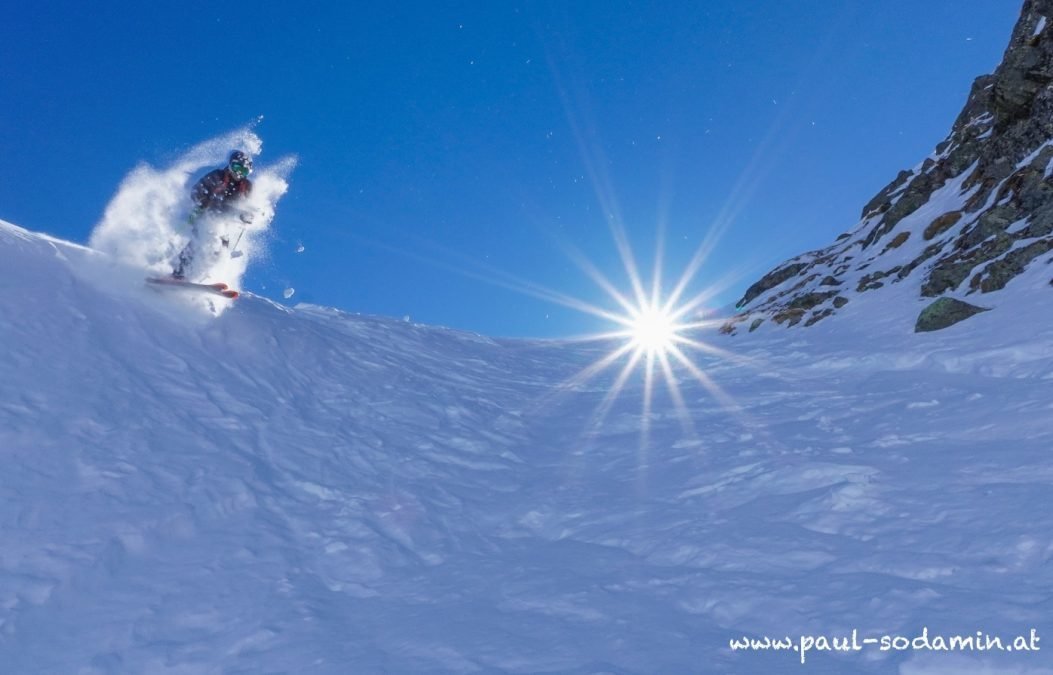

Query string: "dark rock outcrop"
[[736, 262, 808, 308]]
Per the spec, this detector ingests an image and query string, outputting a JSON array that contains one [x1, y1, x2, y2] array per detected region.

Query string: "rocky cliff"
[[724, 0, 1053, 334]]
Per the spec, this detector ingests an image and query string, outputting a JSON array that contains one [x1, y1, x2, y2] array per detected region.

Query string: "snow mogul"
[[172, 150, 255, 279]]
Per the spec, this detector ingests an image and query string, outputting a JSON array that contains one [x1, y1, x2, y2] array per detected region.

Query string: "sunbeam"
[[542, 220, 765, 461], [344, 177, 758, 454], [628, 302, 680, 356]]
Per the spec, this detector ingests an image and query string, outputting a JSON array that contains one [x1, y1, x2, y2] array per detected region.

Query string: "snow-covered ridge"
[[726, 0, 1053, 335], [3, 219, 1053, 673]]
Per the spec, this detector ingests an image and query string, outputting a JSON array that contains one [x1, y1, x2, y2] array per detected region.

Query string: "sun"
[[516, 218, 756, 454], [628, 304, 681, 356]]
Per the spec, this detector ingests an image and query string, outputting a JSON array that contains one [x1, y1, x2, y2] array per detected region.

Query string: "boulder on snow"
[[914, 297, 990, 333]]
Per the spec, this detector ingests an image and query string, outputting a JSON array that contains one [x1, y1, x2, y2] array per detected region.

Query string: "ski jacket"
[[191, 169, 252, 213]]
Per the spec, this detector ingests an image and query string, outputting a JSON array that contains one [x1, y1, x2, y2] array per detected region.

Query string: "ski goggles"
[[230, 161, 252, 178]]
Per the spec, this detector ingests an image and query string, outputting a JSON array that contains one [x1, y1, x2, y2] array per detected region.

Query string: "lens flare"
[[534, 219, 768, 460], [628, 304, 680, 357]]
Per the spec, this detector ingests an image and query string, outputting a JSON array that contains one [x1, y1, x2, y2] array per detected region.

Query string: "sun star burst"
[[628, 304, 681, 357], [538, 220, 759, 458]]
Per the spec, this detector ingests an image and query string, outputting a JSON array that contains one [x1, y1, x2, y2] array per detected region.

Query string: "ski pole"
[[229, 227, 246, 257]]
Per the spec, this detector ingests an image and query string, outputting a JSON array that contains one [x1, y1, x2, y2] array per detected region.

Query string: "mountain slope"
[[2, 219, 1053, 673], [725, 0, 1053, 334]]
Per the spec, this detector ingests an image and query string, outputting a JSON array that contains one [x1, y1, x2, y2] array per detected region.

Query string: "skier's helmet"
[[228, 151, 253, 179]]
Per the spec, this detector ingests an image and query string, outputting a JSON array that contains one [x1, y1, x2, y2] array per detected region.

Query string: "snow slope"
[[2, 219, 1052, 674]]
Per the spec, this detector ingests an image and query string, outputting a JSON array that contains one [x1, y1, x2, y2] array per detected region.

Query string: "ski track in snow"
[[1, 219, 1052, 674]]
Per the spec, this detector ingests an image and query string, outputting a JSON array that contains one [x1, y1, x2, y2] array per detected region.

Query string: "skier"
[[172, 151, 255, 279]]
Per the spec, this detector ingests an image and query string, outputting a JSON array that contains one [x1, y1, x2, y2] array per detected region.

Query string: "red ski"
[[146, 277, 240, 299]]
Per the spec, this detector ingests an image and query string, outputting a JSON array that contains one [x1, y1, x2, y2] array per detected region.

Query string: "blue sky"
[[1, 1, 1021, 337]]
